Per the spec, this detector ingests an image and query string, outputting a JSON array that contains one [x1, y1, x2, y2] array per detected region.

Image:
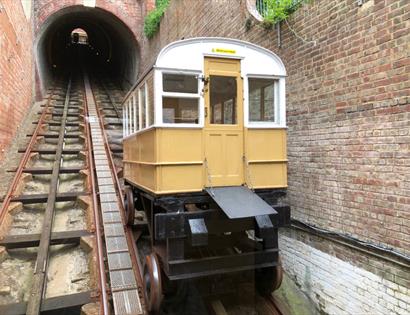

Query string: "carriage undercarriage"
[[124, 183, 290, 312]]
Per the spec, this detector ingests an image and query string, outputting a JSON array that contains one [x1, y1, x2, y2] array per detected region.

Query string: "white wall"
[[279, 234, 409, 315]]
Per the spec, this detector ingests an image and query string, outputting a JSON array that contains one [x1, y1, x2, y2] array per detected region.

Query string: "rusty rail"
[[0, 74, 109, 315], [26, 77, 73, 315], [91, 76, 144, 286], [0, 81, 59, 225], [86, 73, 143, 314]]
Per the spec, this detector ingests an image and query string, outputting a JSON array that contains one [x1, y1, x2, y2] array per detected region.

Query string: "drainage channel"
[[84, 72, 143, 315]]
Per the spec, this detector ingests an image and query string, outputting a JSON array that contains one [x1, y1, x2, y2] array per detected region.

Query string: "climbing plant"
[[143, 0, 170, 39], [257, 0, 309, 25]]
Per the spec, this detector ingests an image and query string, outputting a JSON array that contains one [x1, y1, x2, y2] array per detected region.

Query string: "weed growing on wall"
[[144, 0, 170, 39], [257, 0, 309, 25]]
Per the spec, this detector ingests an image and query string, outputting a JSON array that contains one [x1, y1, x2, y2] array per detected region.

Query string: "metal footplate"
[[206, 186, 277, 219]]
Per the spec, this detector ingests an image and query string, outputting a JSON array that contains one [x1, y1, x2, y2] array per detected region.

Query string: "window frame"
[[245, 74, 286, 128], [156, 69, 204, 128], [123, 81, 153, 138]]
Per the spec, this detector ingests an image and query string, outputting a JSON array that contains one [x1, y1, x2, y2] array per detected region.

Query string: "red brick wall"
[[34, 0, 141, 42], [137, 0, 410, 256], [0, 0, 34, 161]]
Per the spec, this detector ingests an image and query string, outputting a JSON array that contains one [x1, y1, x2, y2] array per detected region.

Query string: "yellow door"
[[204, 57, 244, 187]]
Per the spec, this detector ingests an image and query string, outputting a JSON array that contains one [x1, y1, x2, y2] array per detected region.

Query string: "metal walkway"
[[84, 73, 143, 315]]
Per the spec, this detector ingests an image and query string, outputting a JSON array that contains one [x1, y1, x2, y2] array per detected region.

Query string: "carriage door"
[[204, 57, 244, 187]]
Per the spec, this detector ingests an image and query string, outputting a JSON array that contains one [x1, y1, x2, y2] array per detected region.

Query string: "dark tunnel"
[[35, 6, 139, 93]]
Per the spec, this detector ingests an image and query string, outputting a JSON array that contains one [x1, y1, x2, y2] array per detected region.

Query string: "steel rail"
[[92, 76, 144, 286], [97, 76, 122, 119], [26, 77, 73, 315], [0, 80, 59, 226], [83, 72, 111, 315]]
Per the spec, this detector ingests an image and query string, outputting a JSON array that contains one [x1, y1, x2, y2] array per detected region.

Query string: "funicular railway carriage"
[[122, 38, 290, 312]]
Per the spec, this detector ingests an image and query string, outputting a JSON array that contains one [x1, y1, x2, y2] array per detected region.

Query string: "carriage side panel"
[[244, 128, 287, 188]]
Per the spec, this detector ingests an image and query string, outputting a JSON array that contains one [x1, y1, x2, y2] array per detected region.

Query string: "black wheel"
[[255, 256, 283, 296], [143, 253, 163, 313], [124, 186, 135, 226]]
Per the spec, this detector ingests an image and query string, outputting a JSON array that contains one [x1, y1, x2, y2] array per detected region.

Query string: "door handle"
[[205, 107, 208, 118]]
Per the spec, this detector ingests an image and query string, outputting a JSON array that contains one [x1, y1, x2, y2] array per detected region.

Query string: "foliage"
[[258, 0, 309, 25], [144, 0, 170, 39]]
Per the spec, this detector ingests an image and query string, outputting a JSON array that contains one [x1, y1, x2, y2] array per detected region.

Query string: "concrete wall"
[[136, 0, 410, 312], [0, 0, 34, 161]]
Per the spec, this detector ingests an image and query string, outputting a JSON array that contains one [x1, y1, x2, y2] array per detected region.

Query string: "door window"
[[210, 76, 237, 124]]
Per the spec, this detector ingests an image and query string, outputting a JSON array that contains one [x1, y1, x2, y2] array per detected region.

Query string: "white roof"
[[155, 37, 287, 77]]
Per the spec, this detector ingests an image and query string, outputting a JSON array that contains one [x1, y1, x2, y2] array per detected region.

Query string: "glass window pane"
[[163, 74, 198, 93], [162, 97, 199, 124], [147, 76, 154, 126], [133, 94, 139, 131], [249, 78, 276, 122], [140, 87, 146, 129], [210, 76, 237, 124]]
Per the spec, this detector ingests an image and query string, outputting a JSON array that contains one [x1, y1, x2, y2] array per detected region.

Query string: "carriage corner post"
[[121, 37, 290, 312]]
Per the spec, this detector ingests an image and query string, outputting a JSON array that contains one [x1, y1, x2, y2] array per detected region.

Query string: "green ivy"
[[143, 0, 170, 39], [257, 0, 308, 25]]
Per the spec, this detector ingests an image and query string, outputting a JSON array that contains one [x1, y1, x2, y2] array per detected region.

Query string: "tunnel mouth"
[[35, 5, 139, 93]]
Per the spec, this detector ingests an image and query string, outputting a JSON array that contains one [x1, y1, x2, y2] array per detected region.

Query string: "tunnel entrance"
[[35, 6, 139, 94]]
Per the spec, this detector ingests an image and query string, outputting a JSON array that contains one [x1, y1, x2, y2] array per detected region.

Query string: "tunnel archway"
[[35, 5, 139, 93]]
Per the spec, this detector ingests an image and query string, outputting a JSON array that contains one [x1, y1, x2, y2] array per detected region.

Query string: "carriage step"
[[205, 186, 277, 219]]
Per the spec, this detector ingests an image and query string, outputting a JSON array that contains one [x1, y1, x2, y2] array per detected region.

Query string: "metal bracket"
[[189, 218, 208, 246]]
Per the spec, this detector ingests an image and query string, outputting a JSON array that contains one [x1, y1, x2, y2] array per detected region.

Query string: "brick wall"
[[0, 0, 34, 161], [137, 0, 410, 312], [138, 0, 409, 256], [33, 0, 141, 39], [279, 231, 409, 315]]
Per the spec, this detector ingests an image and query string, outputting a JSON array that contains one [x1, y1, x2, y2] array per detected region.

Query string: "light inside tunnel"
[[71, 28, 89, 45], [35, 5, 139, 94]]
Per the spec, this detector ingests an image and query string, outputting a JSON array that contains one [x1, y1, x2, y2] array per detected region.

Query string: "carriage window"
[[133, 94, 139, 132], [147, 76, 154, 126], [163, 97, 199, 124], [139, 86, 146, 129], [128, 100, 133, 133], [163, 74, 198, 93], [210, 76, 237, 124], [248, 78, 277, 123], [161, 72, 199, 124]]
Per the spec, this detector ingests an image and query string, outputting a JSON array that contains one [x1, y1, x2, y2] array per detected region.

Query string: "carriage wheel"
[[255, 256, 283, 295], [143, 253, 163, 313], [124, 186, 135, 226]]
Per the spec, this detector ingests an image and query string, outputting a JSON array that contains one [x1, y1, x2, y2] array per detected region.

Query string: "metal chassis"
[[128, 182, 290, 281]]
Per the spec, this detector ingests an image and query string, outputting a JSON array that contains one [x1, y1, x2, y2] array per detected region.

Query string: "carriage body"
[[121, 38, 290, 311]]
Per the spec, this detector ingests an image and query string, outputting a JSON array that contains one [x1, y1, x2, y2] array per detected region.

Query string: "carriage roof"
[[155, 37, 287, 77]]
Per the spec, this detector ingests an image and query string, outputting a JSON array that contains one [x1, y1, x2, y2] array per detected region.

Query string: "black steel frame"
[[128, 182, 290, 281]]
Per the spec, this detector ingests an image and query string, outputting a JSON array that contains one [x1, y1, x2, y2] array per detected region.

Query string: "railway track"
[[0, 67, 287, 315], [0, 70, 143, 315]]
